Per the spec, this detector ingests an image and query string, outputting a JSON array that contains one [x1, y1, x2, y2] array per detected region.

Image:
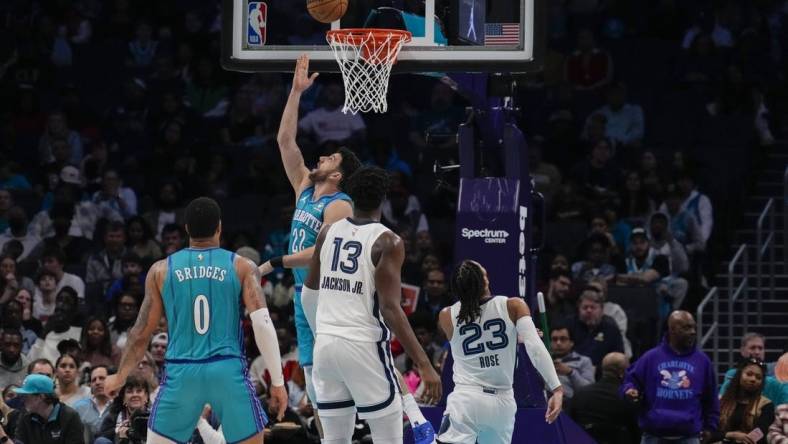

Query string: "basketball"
[[307, 0, 348, 23]]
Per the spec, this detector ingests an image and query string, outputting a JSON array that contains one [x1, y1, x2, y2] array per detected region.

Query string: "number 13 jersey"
[[316, 218, 391, 343], [449, 296, 518, 390]]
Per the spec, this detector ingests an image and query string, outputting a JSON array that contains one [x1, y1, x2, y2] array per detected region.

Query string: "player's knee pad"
[[304, 365, 318, 404], [146, 429, 177, 444], [367, 410, 404, 444], [319, 412, 356, 443]]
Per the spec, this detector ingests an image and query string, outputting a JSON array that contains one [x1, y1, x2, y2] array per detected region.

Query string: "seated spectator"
[[136, 352, 160, 400], [381, 183, 429, 234], [0, 254, 35, 304], [568, 352, 639, 443], [14, 288, 43, 341], [658, 170, 713, 248], [96, 373, 150, 444], [770, 403, 788, 443], [160, 223, 187, 255], [106, 252, 145, 303], [0, 329, 29, 390], [570, 138, 618, 203], [142, 182, 186, 243], [109, 291, 141, 352], [27, 289, 83, 364], [588, 212, 623, 259], [125, 216, 162, 264], [148, 332, 167, 373], [73, 365, 112, 444], [550, 323, 594, 400], [583, 83, 644, 150], [28, 206, 94, 267], [661, 185, 705, 255], [80, 317, 120, 369], [571, 233, 617, 283], [220, 88, 263, 145], [648, 213, 690, 276], [0, 159, 32, 190], [529, 136, 563, 205], [37, 112, 84, 167], [416, 269, 453, 317], [622, 311, 719, 443], [54, 353, 90, 407], [41, 247, 86, 300], [708, 358, 773, 444], [568, 290, 624, 367], [587, 280, 632, 358], [723, 334, 776, 382], [126, 21, 158, 69], [545, 268, 575, 323], [723, 353, 788, 407], [298, 81, 366, 148], [0, 207, 40, 261], [564, 28, 614, 91], [395, 311, 443, 374], [639, 151, 666, 202], [0, 191, 10, 233], [90, 170, 138, 220], [12, 373, 85, 444], [2, 300, 40, 355], [86, 221, 127, 307], [33, 269, 58, 322], [619, 171, 655, 226], [408, 81, 465, 151]]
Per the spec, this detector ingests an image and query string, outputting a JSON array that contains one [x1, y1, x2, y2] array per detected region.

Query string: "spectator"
[[96, 373, 149, 444], [160, 223, 187, 255], [619, 170, 656, 226], [262, 383, 312, 444], [564, 28, 614, 91], [34, 269, 59, 322], [395, 311, 443, 374], [126, 21, 158, 69], [108, 291, 141, 352], [570, 138, 619, 202], [723, 353, 788, 408], [85, 221, 127, 306], [125, 217, 162, 264], [661, 185, 705, 255], [105, 252, 145, 303], [569, 352, 639, 444], [2, 300, 39, 356], [584, 83, 645, 150], [770, 403, 788, 443], [142, 182, 185, 242], [0, 159, 32, 191], [571, 233, 617, 283], [639, 151, 666, 202], [0, 329, 29, 390], [621, 311, 719, 444], [41, 247, 85, 300], [569, 290, 625, 366], [0, 207, 40, 261], [27, 289, 82, 364], [545, 268, 575, 323], [723, 334, 776, 382], [37, 112, 84, 167], [658, 171, 713, 247], [648, 213, 690, 277], [54, 353, 90, 407], [90, 170, 138, 220], [587, 280, 632, 358], [529, 136, 563, 205], [550, 323, 594, 399], [148, 333, 167, 373], [0, 191, 10, 233], [416, 269, 453, 317], [0, 254, 35, 304], [12, 374, 85, 444], [73, 365, 112, 444], [408, 81, 465, 151], [80, 317, 119, 369], [28, 205, 94, 267], [136, 352, 160, 400], [27, 359, 56, 379], [299, 80, 367, 147], [381, 184, 429, 234], [220, 88, 263, 145], [708, 358, 773, 444], [15, 288, 43, 340]]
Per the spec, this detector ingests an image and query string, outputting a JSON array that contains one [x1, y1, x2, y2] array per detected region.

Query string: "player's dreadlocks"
[[451, 260, 486, 325], [344, 166, 390, 211]]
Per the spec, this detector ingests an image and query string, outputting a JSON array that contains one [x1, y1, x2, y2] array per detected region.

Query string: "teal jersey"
[[289, 186, 352, 287], [161, 248, 243, 361]]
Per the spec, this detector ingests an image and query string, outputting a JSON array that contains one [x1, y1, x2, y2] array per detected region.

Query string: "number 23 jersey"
[[316, 218, 391, 343], [449, 296, 518, 390]]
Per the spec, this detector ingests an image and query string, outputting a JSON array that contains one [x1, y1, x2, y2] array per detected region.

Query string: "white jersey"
[[316, 218, 391, 343], [449, 296, 518, 390]]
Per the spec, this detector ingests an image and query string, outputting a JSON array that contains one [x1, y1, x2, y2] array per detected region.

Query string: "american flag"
[[484, 23, 520, 46]]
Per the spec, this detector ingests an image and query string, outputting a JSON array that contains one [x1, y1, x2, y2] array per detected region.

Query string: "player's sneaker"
[[412, 421, 437, 444]]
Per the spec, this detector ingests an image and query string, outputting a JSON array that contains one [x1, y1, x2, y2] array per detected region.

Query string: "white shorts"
[[313, 334, 402, 419], [438, 385, 517, 444]]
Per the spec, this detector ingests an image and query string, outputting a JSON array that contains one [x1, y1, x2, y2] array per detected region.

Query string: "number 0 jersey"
[[449, 296, 518, 390], [316, 218, 391, 343], [161, 248, 243, 361], [290, 186, 352, 287]]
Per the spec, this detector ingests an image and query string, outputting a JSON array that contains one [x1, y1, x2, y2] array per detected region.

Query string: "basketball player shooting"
[[302, 166, 442, 444], [106, 197, 288, 444], [436, 260, 564, 444]]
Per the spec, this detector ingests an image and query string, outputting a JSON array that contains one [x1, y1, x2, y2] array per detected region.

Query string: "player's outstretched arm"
[[375, 232, 442, 405], [278, 54, 318, 193], [238, 257, 287, 421], [507, 297, 564, 424], [105, 260, 165, 395]]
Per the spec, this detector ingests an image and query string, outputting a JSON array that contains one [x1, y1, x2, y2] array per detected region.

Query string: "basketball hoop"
[[326, 28, 412, 114]]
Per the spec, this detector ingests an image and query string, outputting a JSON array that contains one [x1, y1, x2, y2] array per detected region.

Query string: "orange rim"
[[327, 28, 412, 62]]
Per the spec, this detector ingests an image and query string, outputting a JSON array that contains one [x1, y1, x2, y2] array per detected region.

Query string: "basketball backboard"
[[221, 0, 544, 73]]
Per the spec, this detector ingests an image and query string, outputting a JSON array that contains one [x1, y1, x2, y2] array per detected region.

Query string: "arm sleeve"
[[196, 418, 226, 444], [250, 308, 284, 386], [515, 316, 561, 391]]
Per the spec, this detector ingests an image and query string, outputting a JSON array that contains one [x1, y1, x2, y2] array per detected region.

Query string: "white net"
[[326, 29, 411, 114]]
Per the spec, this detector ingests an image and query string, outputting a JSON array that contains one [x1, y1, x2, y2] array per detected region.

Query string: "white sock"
[[402, 393, 427, 426]]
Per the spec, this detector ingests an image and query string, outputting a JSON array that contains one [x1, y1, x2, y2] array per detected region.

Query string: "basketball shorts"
[[149, 357, 267, 443], [438, 385, 517, 444], [313, 334, 402, 420], [294, 289, 315, 366]]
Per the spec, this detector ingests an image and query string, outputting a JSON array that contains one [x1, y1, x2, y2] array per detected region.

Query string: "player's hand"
[[258, 261, 274, 277], [625, 388, 640, 401], [292, 54, 319, 94], [545, 387, 563, 424], [418, 364, 442, 405], [270, 384, 288, 421], [104, 373, 126, 398]]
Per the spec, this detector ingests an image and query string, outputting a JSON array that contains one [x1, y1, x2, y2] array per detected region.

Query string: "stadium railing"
[[696, 286, 719, 369], [727, 244, 749, 368], [756, 197, 775, 309]]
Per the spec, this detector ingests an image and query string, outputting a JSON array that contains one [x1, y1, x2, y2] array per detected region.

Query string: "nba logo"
[[247, 2, 267, 47]]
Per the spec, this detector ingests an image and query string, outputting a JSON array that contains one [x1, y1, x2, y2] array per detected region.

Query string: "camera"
[[127, 409, 150, 444]]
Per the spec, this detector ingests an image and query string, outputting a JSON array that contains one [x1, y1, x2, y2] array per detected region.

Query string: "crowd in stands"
[[0, 0, 787, 443]]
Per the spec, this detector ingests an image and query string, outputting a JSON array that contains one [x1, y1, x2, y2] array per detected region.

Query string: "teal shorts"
[[148, 357, 267, 443], [294, 289, 315, 366]]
